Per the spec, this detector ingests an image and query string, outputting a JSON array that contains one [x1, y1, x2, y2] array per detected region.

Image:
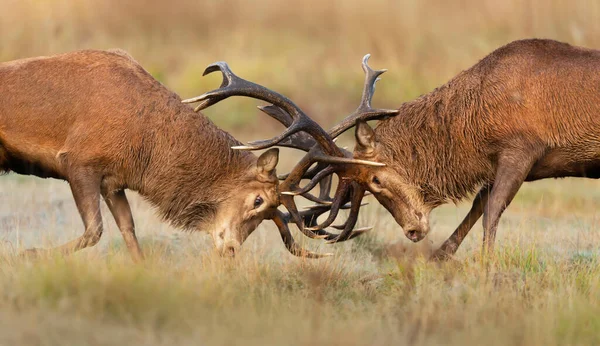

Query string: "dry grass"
[[3, 1, 600, 345], [2, 174, 600, 345]]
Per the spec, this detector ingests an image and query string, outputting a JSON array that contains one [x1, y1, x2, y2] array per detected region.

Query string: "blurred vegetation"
[[2, 0, 600, 135], [2, 244, 600, 346]]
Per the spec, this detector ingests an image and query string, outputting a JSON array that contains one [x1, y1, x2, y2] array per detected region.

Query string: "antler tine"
[[358, 54, 385, 111], [305, 180, 352, 231], [330, 202, 369, 229], [318, 172, 333, 201], [256, 105, 317, 152], [280, 166, 335, 196], [299, 192, 333, 205], [278, 148, 367, 235], [326, 227, 372, 244], [257, 105, 293, 127], [184, 61, 342, 154], [323, 184, 366, 243], [272, 211, 332, 258], [312, 154, 386, 167], [278, 162, 331, 181], [279, 203, 347, 239], [182, 62, 239, 112], [328, 54, 400, 139]]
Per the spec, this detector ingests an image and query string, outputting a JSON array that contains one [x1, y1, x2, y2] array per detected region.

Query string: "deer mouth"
[[406, 229, 426, 243], [219, 240, 241, 257]]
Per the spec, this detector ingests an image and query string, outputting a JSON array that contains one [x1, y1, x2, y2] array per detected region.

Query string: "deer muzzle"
[[212, 228, 242, 257]]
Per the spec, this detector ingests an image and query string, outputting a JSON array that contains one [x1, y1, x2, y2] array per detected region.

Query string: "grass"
[[1, 175, 600, 345]]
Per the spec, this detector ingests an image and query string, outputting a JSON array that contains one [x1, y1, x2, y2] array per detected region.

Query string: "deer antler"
[[328, 54, 399, 138], [271, 210, 331, 258], [288, 55, 398, 241], [183, 61, 341, 155], [183, 55, 397, 242]]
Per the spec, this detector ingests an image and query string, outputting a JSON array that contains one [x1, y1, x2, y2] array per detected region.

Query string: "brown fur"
[[0, 50, 280, 260], [353, 39, 600, 256]]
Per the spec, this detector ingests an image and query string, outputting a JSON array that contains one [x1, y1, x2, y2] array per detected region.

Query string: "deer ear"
[[257, 148, 279, 178], [355, 121, 377, 154]]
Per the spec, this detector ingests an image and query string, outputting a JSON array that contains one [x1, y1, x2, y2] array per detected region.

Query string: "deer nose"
[[221, 241, 241, 258], [224, 245, 236, 257], [406, 229, 425, 243]]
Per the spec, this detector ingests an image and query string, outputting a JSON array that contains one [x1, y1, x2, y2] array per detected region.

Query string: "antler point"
[[231, 145, 254, 150]]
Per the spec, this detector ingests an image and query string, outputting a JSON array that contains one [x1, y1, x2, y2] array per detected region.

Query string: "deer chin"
[[211, 228, 242, 257]]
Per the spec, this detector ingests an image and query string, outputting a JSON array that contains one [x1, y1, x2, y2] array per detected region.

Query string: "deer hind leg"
[[102, 189, 144, 262], [22, 169, 104, 256], [481, 153, 535, 256], [430, 185, 491, 261]]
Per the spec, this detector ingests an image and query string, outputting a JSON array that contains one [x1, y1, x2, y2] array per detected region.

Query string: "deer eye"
[[253, 196, 264, 209], [372, 176, 381, 186]]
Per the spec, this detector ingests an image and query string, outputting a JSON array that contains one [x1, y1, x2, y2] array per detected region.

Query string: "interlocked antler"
[[182, 60, 382, 240], [272, 209, 331, 258], [304, 55, 399, 242], [183, 55, 397, 243], [271, 205, 368, 258], [259, 55, 398, 243]]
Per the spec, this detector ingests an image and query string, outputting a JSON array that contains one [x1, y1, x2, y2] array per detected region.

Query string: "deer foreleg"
[[481, 153, 534, 256], [103, 189, 144, 262], [431, 185, 490, 261]]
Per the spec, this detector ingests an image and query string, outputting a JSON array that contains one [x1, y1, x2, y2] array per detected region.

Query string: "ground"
[[1, 171, 599, 346]]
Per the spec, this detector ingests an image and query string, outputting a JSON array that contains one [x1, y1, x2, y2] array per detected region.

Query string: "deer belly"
[[527, 148, 600, 180], [0, 137, 64, 179]]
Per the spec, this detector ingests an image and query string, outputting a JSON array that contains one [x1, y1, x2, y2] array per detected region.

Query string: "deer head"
[[209, 148, 281, 256], [351, 120, 431, 242]]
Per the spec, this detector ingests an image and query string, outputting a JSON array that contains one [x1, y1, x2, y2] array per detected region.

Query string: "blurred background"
[[3, 0, 600, 138]]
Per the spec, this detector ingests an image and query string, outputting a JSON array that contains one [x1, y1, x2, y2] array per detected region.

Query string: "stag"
[[347, 38, 600, 258], [0, 49, 333, 261], [189, 39, 600, 259]]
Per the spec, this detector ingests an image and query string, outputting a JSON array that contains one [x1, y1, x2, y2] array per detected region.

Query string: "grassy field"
[[3, 0, 600, 345], [1, 171, 600, 345]]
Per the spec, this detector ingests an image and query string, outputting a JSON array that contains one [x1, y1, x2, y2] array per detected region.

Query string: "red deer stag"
[[190, 39, 600, 259], [0, 49, 332, 261], [348, 38, 600, 258]]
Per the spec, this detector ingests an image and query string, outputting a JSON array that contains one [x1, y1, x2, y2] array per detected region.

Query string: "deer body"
[[0, 50, 285, 260], [352, 39, 600, 257]]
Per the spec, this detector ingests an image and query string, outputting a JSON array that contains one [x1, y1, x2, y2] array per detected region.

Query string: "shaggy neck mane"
[[375, 66, 496, 206], [127, 86, 256, 231]]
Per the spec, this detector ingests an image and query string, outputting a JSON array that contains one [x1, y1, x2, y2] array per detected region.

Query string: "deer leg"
[[430, 185, 490, 261], [23, 171, 104, 256], [103, 190, 144, 262], [481, 154, 534, 255]]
